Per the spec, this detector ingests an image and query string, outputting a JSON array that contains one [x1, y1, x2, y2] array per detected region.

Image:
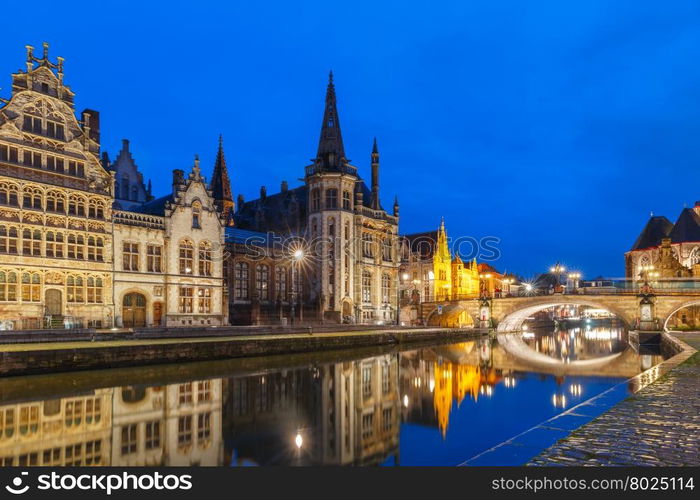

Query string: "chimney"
[[81, 109, 100, 145], [122, 138, 130, 151], [694, 201, 700, 218], [237, 194, 244, 212], [260, 186, 267, 200], [101, 151, 110, 170], [172, 169, 185, 194], [281, 180, 288, 193]]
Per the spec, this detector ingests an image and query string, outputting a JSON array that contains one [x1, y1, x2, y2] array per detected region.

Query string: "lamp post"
[[502, 277, 513, 297], [290, 248, 305, 326], [567, 272, 581, 293], [550, 263, 566, 292]]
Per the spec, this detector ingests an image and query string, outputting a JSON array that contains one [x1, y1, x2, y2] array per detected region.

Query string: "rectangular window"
[[147, 245, 162, 272], [177, 416, 192, 447], [361, 413, 374, 439], [42, 447, 61, 466], [198, 288, 211, 313], [362, 233, 374, 258], [197, 381, 212, 402], [362, 366, 372, 399], [23, 150, 42, 168], [382, 408, 393, 431], [197, 413, 211, 442], [145, 421, 161, 450], [23, 115, 42, 134], [123, 242, 139, 271], [64, 444, 82, 466], [121, 424, 137, 455], [179, 383, 193, 405], [179, 287, 194, 313], [85, 440, 102, 465], [46, 121, 65, 140], [382, 363, 390, 394]]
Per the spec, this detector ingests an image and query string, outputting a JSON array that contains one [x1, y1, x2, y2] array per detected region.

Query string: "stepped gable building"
[[398, 220, 479, 325], [0, 43, 114, 328], [227, 73, 400, 324], [626, 203, 700, 279], [0, 44, 226, 329]]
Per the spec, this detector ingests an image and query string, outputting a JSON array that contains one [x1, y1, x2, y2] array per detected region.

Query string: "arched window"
[[311, 188, 320, 211], [22, 229, 42, 256], [256, 264, 270, 300], [638, 255, 651, 278], [382, 237, 392, 262], [325, 188, 338, 209], [362, 270, 372, 304], [88, 199, 104, 219], [192, 201, 202, 229], [179, 240, 194, 274], [0, 226, 18, 254], [234, 262, 249, 299], [21, 272, 41, 302], [362, 233, 374, 258], [198, 241, 212, 276], [382, 273, 391, 304], [0, 183, 19, 206], [690, 247, 700, 266], [342, 190, 351, 210], [0, 271, 18, 301], [46, 191, 65, 213], [275, 266, 287, 300], [22, 187, 42, 210], [68, 195, 86, 216]]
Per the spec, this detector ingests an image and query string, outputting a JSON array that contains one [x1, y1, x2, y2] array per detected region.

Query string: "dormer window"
[[192, 202, 202, 229], [41, 82, 49, 94]]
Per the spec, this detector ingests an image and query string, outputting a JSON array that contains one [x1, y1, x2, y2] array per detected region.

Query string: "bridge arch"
[[493, 296, 634, 333], [662, 299, 700, 331], [424, 304, 476, 328]]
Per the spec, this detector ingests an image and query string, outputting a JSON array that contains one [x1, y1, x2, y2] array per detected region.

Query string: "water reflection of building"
[[111, 380, 223, 466], [0, 389, 113, 466], [0, 379, 223, 466], [399, 343, 501, 438], [223, 354, 400, 466]]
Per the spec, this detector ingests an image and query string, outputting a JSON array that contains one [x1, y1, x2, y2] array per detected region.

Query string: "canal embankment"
[[462, 331, 696, 466], [0, 326, 485, 377], [527, 331, 699, 466]]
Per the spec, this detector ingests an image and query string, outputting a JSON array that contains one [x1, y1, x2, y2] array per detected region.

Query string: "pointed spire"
[[210, 134, 234, 223], [370, 137, 381, 210], [315, 71, 346, 170], [147, 179, 152, 195], [393, 196, 399, 217]]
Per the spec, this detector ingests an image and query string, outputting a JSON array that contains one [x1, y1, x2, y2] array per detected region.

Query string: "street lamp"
[[550, 263, 566, 291], [290, 248, 305, 325], [567, 272, 581, 292]]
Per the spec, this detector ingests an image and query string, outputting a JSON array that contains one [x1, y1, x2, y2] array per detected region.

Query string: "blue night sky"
[[2, 0, 699, 278]]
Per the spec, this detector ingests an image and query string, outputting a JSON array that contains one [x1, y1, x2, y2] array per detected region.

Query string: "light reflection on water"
[[0, 323, 666, 466]]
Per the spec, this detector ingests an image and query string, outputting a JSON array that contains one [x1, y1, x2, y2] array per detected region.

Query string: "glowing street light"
[[295, 433, 303, 449]]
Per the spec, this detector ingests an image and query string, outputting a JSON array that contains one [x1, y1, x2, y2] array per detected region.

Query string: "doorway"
[[153, 302, 163, 326], [123, 292, 147, 327], [45, 289, 62, 316]]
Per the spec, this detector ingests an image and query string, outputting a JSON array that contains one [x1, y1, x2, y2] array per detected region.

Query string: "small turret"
[[393, 196, 399, 217]]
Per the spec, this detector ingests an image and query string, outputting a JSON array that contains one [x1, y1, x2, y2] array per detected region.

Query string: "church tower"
[[210, 134, 234, 225]]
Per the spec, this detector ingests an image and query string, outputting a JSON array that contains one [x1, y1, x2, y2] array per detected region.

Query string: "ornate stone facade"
[[0, 44, 225, 329], [625, 203, 700, 280]]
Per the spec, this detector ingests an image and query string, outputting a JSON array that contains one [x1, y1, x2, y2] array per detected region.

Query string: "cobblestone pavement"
[[528, 333, 700, 466]]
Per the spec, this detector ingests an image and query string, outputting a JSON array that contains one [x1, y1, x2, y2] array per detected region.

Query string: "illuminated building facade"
[[228, 74, 400, 324], [0, 44, 226, 329]]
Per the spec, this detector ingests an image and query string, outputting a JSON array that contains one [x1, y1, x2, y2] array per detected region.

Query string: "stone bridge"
[[421, 293, 700, 332]]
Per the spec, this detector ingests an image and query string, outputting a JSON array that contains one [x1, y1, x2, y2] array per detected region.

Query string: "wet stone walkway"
[[528, 333, 700, 466]]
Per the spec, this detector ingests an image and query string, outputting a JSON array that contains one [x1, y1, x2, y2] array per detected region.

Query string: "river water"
[[0, 322, 665, 466]]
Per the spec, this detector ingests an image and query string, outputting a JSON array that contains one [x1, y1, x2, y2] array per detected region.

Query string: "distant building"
[[625, 204, 700, 279], [398, 220, 479, 325]]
